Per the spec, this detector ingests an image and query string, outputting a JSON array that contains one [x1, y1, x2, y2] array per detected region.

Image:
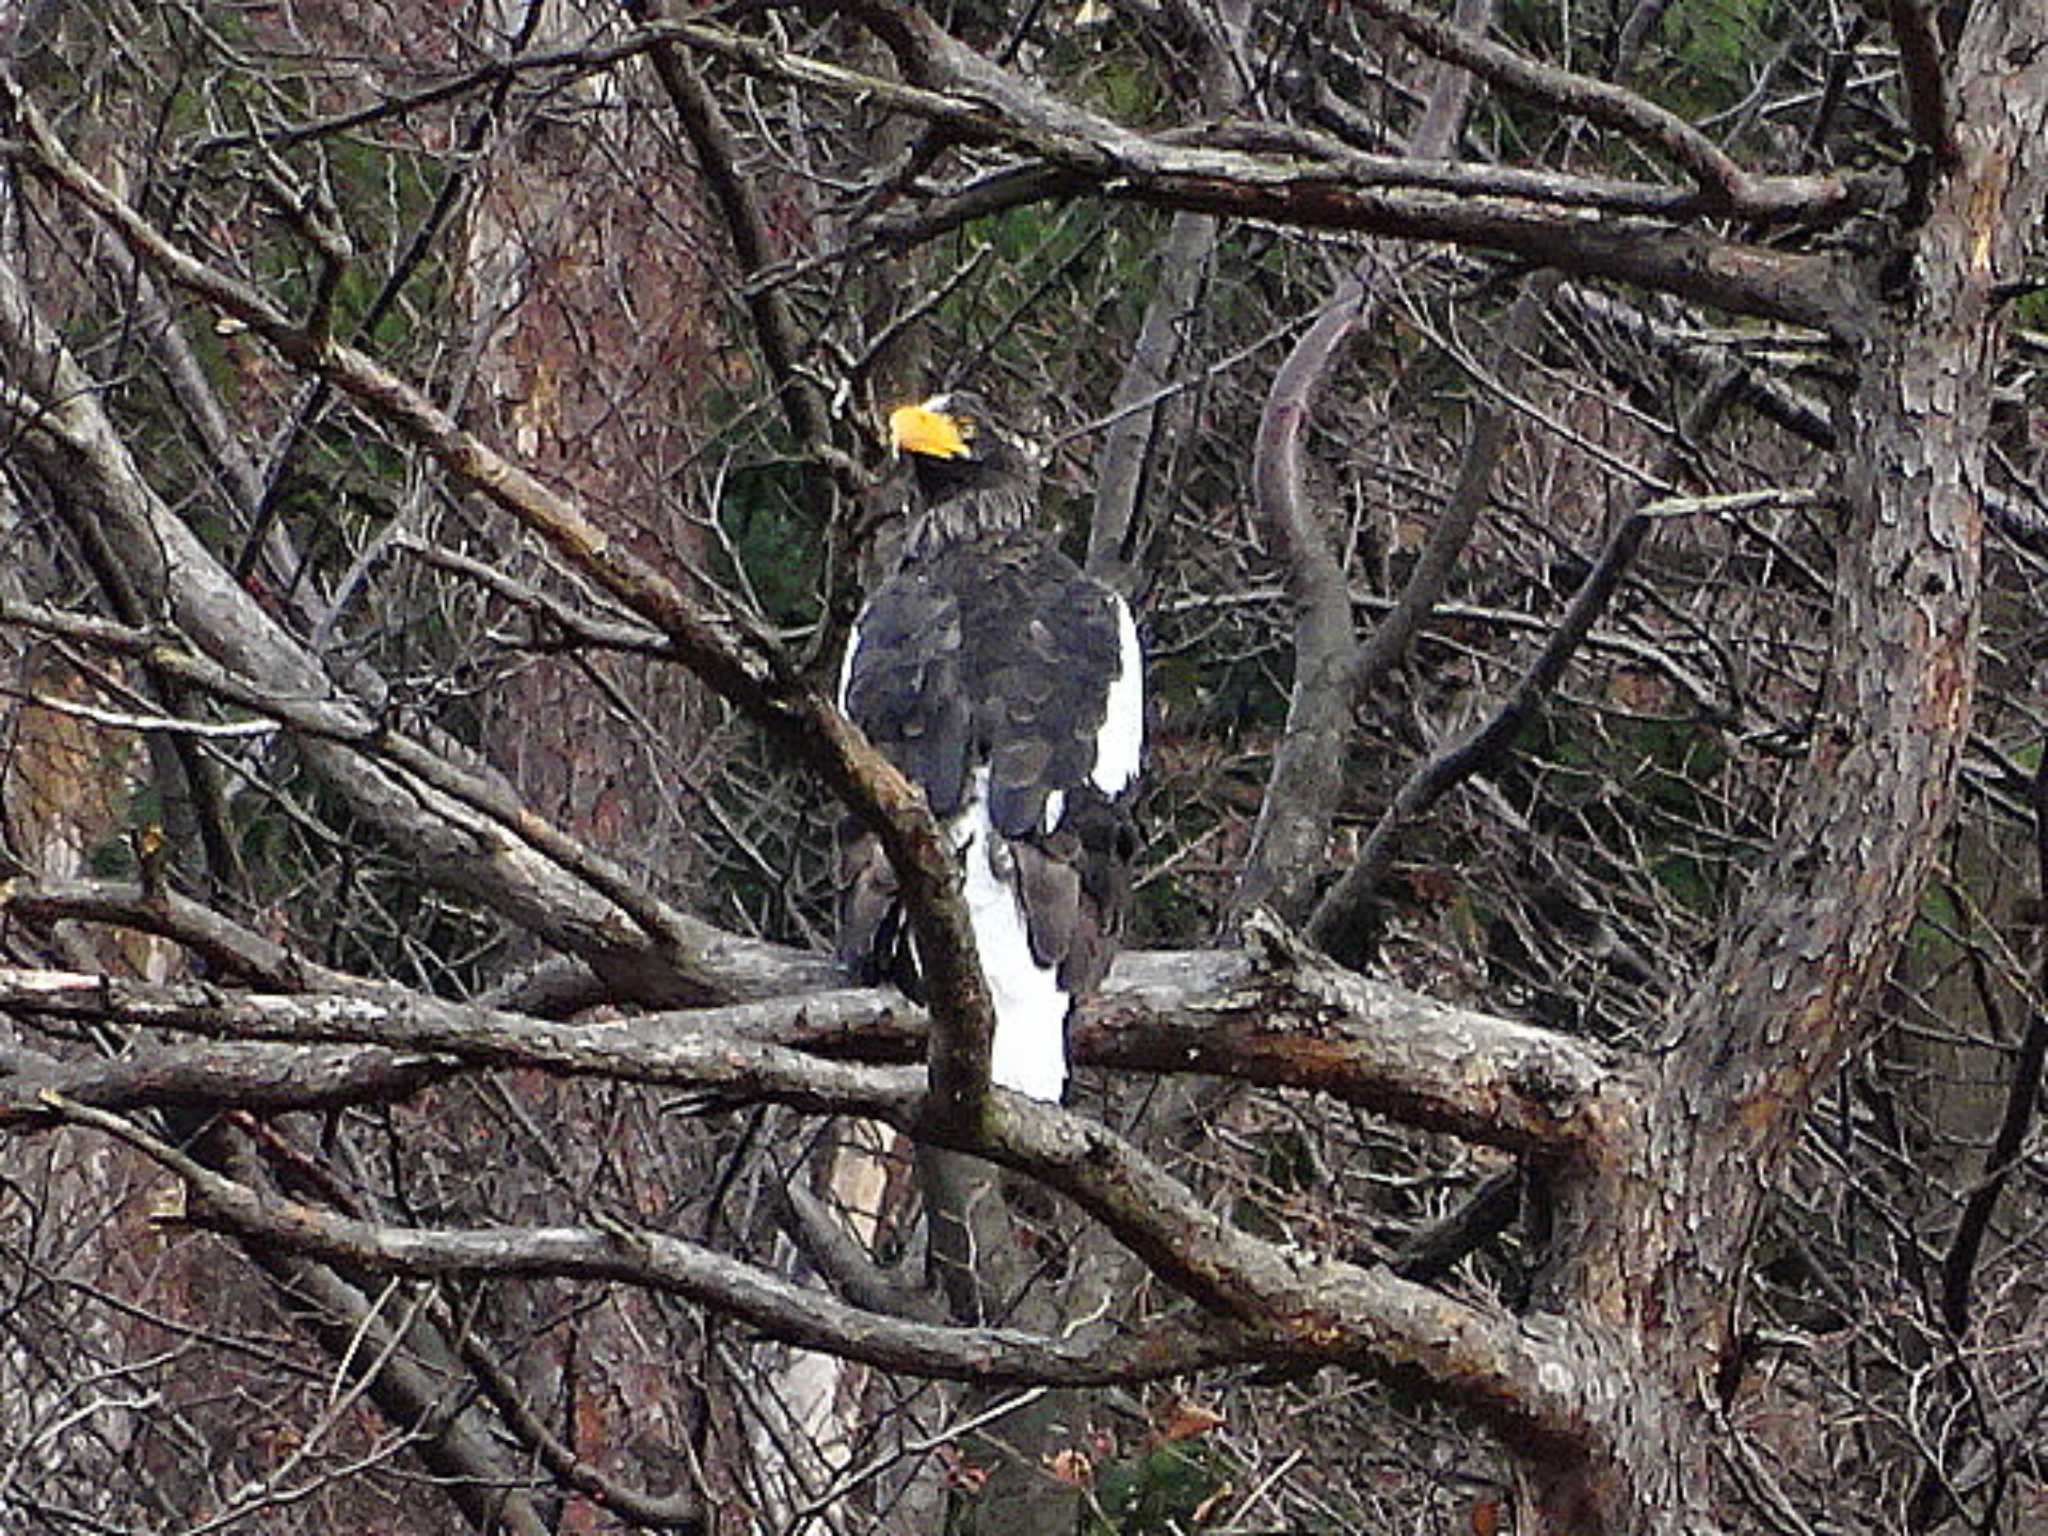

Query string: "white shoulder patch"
[[1090, 594, 1144, 796], [836, 616, 864, 712]]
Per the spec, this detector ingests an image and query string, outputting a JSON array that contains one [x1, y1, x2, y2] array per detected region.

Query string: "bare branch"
[[1353, 0, 1749, 201], [1086, 928, 1616, 1154], [224, 1209, 558, 1536], [0, 595, 839, 1001], [38, 1092, 1320, 1389], [0, 939, 1614, 1157], [1308, 377, 1747, 954], [1230, 0, 1507, 927], [617, 9, 1875, 328], [1353, 274, 1557, 708], [1936, 751, 2048, 1336], [0, 876, 355, 988], [1089, 0, 1245, 583], [0, 1040, 456, 1123], [446, 1322, 706, 1531], [1884, 0, 1961, 171], [630, 0, 842, 524], [0, 80, 1008, 1120]]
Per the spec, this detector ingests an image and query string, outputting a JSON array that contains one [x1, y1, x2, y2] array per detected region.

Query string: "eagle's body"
[[838, 396, 1143, 1101]]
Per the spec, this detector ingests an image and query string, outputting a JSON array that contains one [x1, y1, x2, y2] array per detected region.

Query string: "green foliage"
[[1904, 881, 1962, 968], [718, 459, 824, 629], [1086, 1438, 1230, 1535], [1510, 701, 1732, 920], [1647, 0, 1784, 119], [2014, 288, 2048, 331], [1039, 16, 1170, 127]]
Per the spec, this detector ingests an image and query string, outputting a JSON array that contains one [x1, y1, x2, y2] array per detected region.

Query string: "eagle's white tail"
[[955, 776, 1068, 1102]]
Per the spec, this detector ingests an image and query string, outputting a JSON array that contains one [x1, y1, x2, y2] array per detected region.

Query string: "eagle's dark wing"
[[837, 531, 1143, 1099], [835, 566, 967, 988]]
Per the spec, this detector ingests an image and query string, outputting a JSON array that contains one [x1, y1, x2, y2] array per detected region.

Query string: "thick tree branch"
[[1511, 9, 2048, 1523], [39, 1063, 1609, 1450], [0, 940, 1615, 1435], [1, 875, 354, 989], [0, 89, 1000, 1112], [1655, 0, 2048, 1242], [1884, 0, 1961, 172], [0, 934, 1614, 1136], [1086, 928, 1615, 1154], [0, 270, 832, 1008], [0, 1040, 456, 1123], [626, 10, 1873, 329], [35, 1091, 1444, 1394]]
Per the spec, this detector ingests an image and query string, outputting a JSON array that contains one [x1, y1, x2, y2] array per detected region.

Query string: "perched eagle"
[[837, 392, 1144, 1101]]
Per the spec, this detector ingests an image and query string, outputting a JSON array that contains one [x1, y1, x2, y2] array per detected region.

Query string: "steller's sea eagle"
[[837, 392, 1144, 1101]]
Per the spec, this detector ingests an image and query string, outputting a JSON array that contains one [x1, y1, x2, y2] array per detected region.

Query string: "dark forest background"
[[3, 1, 2047, 1532]]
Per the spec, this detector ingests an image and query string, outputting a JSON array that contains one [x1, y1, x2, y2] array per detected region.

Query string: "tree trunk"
[[1515, 7, 2048, 1527]]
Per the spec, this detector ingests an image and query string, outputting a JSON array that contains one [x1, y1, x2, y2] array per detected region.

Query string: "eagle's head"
[[888, 392, 1031, 503]]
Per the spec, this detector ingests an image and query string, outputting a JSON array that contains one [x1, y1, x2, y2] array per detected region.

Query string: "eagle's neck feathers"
[[900, 435, 1040, 560], [901, 481, 1036, 561]]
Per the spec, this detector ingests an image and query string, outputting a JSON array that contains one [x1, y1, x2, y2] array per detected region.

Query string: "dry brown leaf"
[[1045, 1448, 1094, 1487], [1160, 1399, 1225, 1441]]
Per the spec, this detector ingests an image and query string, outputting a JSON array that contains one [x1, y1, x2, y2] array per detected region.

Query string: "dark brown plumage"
[[837, 393, 1144, 1100]]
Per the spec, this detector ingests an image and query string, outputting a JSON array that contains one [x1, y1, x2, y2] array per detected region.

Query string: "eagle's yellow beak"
[[889, 401, 974, 460]]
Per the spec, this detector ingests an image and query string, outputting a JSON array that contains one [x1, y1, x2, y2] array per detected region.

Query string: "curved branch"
[[784, 4, 1868, 323], [1229, 0, 1506, 928], [40, 1091, 1328, 1390], [447, 1322, 706, 1530], [1352, 0, 1747, 200], [40, 1069, 1610, 1449], [0, 91, 999, 1102], [1226, 281, 1370, 923], [452, 10, 1887, 328], [0, 936, 1615, 1156]]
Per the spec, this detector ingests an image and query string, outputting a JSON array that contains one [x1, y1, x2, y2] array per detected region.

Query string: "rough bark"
[[5, 6, 2048, 1533], [1510, 5, 2048, 1527]]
